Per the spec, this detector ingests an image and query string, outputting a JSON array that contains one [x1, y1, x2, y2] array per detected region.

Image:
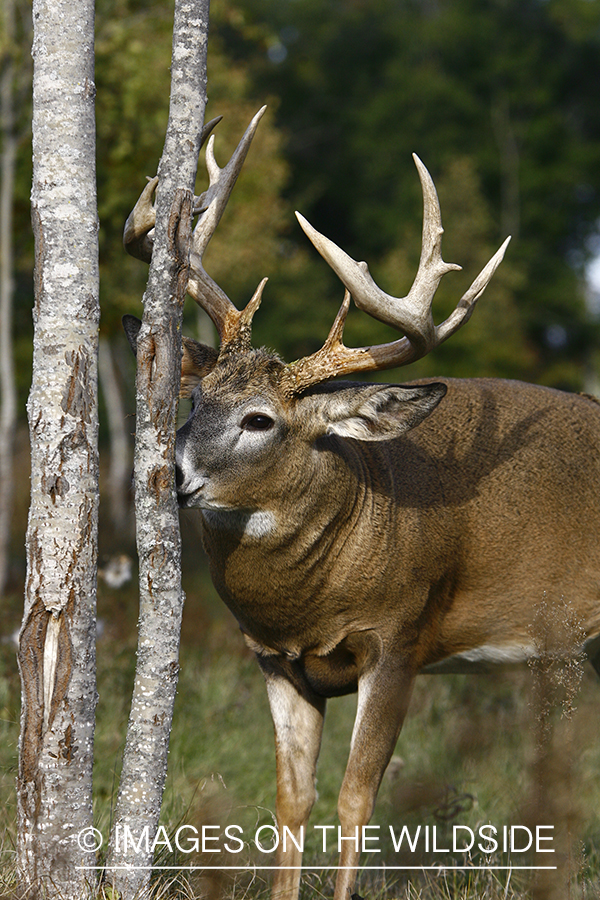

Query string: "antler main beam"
[[282, 156, 510, 394], [187, 106, 267, 350], [123, 108, 268, 351]]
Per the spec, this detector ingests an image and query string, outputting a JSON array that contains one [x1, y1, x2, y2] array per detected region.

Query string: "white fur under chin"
[[201, 508, 277, 538]]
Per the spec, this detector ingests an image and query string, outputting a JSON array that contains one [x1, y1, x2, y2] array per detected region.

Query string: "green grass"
[[4, 566, 600, 899], [2, 495, 600, 898]]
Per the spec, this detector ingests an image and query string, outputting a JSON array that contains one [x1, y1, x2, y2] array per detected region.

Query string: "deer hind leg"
[[334, 661, 415, 900], [259, 660, 326, 900]]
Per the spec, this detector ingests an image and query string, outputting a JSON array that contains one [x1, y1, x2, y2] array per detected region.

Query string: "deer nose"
[[175, 462, 196, 497], [175, 463, 208, 501]]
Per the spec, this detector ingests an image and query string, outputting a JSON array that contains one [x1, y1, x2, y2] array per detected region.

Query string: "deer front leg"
[[334, 661, 415, 900], [259, 660, 326, 900]]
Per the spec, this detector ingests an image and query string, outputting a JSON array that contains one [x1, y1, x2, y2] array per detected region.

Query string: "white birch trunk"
[[17, 0, 99, 896], [104, 2, 209, 896], [0, 0, 19, 597]]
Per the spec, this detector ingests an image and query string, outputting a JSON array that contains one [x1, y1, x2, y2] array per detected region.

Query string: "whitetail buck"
[[123, 108, 600, 900]]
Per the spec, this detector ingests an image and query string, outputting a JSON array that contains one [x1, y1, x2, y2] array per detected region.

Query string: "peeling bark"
[[104, 2, 210, 897], [18, 0, 99, 896]]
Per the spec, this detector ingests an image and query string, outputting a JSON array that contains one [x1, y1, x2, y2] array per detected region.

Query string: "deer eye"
[[241, 413, 274, 432]]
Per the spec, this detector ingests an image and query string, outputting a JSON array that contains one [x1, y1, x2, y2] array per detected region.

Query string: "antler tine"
[[436, 235, 511, 344], [123, 175, 159, 263], [123, 115, 222, 262], [284, 156, 510, 395], [192, 106, 266, 257], [187, 106, 268, 346], [295, 155, 463, 354], [407, 153, 463, 347], [123, 110, 267, 351]]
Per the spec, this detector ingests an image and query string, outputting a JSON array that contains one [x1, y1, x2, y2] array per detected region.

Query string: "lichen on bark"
[[104, 2, 210, 898], [18, 0, 100, 896]]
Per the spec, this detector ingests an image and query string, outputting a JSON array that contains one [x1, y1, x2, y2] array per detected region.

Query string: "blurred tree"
[[0, 0, 31, 598], [4, 0, 33, 417], [225, 0, 600, 388], [0, 0, 21, 597]]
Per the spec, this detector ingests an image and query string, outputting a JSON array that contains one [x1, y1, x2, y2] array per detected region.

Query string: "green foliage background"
[[238, 0, 600, 387], [8, 0, 600, 403]]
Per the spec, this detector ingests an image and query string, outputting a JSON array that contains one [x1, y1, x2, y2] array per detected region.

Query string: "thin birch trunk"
[[104, 2, 209, 896], [0, 0, 19, 598], [17, 0, 99, 896]]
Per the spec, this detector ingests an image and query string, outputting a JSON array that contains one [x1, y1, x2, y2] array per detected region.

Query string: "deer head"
[[123, 108, 510, 516]]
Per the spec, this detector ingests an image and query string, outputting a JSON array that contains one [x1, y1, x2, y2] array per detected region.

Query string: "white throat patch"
[[201, 508, 277, 538]]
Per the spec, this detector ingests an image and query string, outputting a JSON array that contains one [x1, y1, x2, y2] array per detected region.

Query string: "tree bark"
[[17, 0, 99, 896], [0, 0, 19, 598], [104, 1, 209, 896]]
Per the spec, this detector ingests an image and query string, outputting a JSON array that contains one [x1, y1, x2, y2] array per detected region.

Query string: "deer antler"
[[126, 121, 509, 387], [123, 115, 223, 263], [187, 106, 267, 351], [282, 155, 510, 394], [123, 107, 268, 352]]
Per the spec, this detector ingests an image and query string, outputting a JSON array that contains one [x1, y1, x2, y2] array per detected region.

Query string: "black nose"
[[175, 463, 184, 491]]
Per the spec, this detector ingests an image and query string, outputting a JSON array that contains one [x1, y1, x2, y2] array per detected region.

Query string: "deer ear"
[[319, 382, 447, 442], [180, 337, 219, 398], [122, 316, 218, 398]]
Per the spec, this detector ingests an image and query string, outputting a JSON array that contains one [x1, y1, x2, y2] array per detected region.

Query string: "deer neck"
[[197, 437, 394, 649], [199, 435, 377, 548]]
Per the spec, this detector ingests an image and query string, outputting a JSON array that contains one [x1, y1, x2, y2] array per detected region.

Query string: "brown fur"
[[175, 343, 600, 900]]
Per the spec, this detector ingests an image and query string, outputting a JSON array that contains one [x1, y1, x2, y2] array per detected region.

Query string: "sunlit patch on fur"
[[422, 642, 539, 674]]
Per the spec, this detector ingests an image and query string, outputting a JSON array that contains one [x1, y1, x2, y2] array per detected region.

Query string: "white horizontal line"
[[78, 865, 557, 871]]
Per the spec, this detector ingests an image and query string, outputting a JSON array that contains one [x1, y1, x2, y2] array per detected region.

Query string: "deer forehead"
[[202, 348, 287, 393], [191, 350, 292, 414]]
